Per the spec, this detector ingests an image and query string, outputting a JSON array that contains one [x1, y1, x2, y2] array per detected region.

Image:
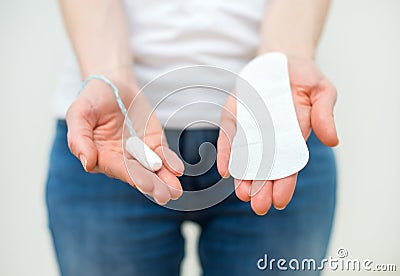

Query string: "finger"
[[123, 159, 155, 193], [272, 173, 297, 210], [126, 159, 176, 206], [234, 178, 251, 202], [217, 125, 234, 178], [250, 180, 273, 216], [217, 96, 236, 178], [149, 173, 172, 205], [101, 149, 158, 194], [154, 146, 184, 176], [250, 180, 270, 197], [156, 166, 183, 200], [292, 91, 312, 140], [311, 80, 339, 147], [66, 101, 98, 171]]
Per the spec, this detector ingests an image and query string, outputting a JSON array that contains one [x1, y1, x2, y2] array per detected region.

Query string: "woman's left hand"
[[217, 57, 339, 215]]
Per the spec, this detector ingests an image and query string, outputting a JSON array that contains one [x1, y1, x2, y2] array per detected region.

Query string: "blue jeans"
[[46, 120, 336, 276]]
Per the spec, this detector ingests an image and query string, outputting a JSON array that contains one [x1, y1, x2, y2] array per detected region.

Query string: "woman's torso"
[[54, 0, 268, 128]]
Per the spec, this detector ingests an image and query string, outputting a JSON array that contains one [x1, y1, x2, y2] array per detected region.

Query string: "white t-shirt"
[[54, 0, 268, 128]]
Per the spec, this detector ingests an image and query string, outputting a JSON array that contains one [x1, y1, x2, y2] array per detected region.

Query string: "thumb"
[[217, 96, 236, 178], [311, 80, 339, 147], [66, 100, 98, 171]]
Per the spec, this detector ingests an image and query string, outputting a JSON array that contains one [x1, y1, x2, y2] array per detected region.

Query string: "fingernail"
[[79, 154, 87, 171], [154, 197, 169, 206], [222, 171, 231, 178], [275, 205, 287, 211], [256, 211, 268, 216]]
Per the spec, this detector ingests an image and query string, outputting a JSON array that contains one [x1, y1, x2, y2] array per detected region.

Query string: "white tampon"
[[125, 136, 163, 172]]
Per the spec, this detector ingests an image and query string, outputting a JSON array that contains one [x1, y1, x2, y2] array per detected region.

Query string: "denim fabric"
[[46, 120, 336, 276]]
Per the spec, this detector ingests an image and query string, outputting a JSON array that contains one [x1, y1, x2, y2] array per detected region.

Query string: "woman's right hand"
[[66, 77, 184, 205]]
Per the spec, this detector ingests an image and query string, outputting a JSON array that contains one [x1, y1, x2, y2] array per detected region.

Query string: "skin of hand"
[[66, 79, 184, 205], [217, 56, 339, 215]]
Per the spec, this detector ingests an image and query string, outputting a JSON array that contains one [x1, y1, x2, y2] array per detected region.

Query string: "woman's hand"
[[217, 57, 339, 215], [66, 78, 184, 205]]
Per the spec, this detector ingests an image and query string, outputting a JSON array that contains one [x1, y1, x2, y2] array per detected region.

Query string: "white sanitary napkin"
[[228, 52, 309, 180]]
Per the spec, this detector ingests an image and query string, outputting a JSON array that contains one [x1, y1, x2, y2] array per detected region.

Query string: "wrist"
[[82, 64, 138, 90], [79, 72, 140, 108], [110, 73, 140, 104], [257, 46, 315, 60]]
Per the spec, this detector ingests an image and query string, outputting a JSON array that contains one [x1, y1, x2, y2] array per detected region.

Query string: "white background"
[[0, 0, 399, 275]]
